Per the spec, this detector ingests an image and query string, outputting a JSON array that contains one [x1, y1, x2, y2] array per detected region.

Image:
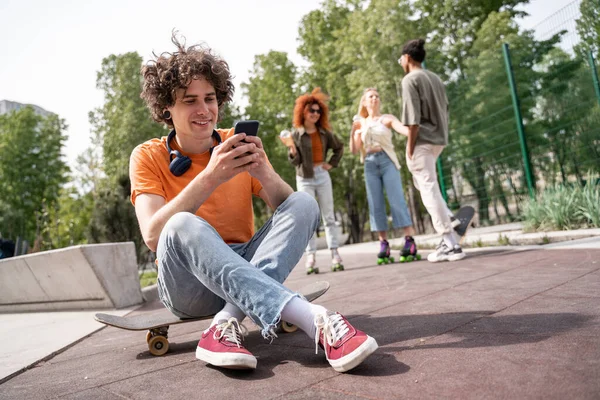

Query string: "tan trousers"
[[406, 144, 453, 234]]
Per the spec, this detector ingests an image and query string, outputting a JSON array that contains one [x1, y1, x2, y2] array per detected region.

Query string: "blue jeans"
[[364, 152, 413, 232], [156, 191, 320, 339], [296, 166, 339, 253]]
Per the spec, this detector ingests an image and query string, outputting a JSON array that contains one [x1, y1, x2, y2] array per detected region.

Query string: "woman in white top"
[[350, 88, 418, 262]]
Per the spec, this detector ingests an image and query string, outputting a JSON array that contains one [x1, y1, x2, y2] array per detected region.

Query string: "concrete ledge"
[[0, 242, 143, 312], [141, 284, 159, 303]]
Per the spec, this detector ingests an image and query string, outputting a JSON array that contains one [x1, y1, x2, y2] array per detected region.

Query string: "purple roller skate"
[[376, 240, 394, 265], [400, 236, 421, 263]]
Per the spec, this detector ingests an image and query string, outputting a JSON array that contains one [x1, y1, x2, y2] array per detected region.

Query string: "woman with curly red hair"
[[283, 88, 344, 274]]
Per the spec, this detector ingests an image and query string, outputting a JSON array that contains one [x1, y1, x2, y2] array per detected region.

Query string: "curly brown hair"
[[292, 87, 331, 131], [140, 32, 235, 126]]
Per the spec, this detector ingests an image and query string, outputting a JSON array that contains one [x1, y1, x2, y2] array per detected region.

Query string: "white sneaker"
[[427, 241, 466, 262]]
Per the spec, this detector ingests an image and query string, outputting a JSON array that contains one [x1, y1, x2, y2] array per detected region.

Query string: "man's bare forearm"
[[258, 169, 294, 209]]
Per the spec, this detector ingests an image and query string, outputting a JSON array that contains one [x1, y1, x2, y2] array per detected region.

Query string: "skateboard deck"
[[95, 281, 330, 356], [454, 206, 475, 243]]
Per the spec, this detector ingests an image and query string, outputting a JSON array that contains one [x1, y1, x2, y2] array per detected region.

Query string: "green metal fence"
[[436, 0, 600, 225]]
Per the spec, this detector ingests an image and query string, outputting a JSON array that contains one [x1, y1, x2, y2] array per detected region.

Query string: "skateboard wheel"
[[146, 331, 152, 344], [281, 321, 298, 333], [377, 258, 384, 265], [148, 335, 169, 356], [407, 255, 414, 262], [416, 254, 422, 260], [400, 256, 406, 263]]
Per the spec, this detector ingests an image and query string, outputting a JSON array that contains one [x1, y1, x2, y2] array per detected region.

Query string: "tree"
[[575, 0, 600, 58], [89, 52, 167, 182], [446, 11, 561, 223], [87, 175, 148, 267], [296, 0, 376, 242], [415, 0, 529, 80], [87, 52, 166, 263], [241, 51, 299, 228], [0, 107, 69, 245]]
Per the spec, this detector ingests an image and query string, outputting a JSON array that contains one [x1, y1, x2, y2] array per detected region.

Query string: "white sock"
[[281, 296, 327, 339], [206, 303, 246, 332], [443, 232, 458, 248]]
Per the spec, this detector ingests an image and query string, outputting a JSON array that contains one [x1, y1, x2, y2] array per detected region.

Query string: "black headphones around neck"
[[165, 129, 222, 176]]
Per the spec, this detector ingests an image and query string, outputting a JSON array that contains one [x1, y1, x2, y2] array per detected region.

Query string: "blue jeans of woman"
[[364, 151, 412, 232], [296, 165, 339, 254], [156, 191, 320, 339]]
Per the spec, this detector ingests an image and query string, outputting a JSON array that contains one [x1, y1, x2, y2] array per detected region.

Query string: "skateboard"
[[454, 205, 475, 244], [95, 281, 330, 356]]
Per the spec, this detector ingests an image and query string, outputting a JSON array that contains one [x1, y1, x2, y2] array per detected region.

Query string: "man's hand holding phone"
[[231, 120, 270, 180]]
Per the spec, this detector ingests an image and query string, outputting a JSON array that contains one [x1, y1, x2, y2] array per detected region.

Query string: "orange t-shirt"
[[129, 128, 263, 244], [310, 132, 324, 165]]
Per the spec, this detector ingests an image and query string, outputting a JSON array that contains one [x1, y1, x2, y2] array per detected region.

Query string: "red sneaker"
[[195, 317, 257, 369], [314, 312, 378, 372]]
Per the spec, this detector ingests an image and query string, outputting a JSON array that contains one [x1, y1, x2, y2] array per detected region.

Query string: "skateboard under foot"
[[95, 281, 330, 356]]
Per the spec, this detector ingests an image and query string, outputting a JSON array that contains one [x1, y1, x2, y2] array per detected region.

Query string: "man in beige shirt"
[[399, 38, 465, 263]]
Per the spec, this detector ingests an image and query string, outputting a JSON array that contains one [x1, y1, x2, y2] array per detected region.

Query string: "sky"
[[0, 0, 579, 170]]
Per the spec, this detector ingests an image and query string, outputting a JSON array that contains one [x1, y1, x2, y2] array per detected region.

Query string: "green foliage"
[[523, 174, 600, 231], [0, 107, 69, 245], [575, 0, 600, 58], [85, 52, 168, 262], [87, 174, 150, 266], [578, 174, 600, 227], [42, 187, 94, 249], [497, 233, 511, 246], [415, 0, 529, 79], [241, 51, 299, 228], [89, 52, 167, 183], [139, 270, 158, 288]]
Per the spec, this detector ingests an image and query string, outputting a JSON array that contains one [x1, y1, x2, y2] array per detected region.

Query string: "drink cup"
[[279, 130, 294, 147]]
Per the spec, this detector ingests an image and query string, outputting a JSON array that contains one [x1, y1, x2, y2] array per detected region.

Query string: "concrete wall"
[[0, 243, 143, 312]]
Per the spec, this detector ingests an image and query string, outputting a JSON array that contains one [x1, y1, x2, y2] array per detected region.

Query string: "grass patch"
[[523, 173, 600, 232], [497, 234, 510, 246], [139, 270, 158, 288]]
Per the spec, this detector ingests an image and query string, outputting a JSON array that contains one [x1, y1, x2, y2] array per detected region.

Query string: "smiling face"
[[363, 89, 381, 111], [303, 103, 322, 126], [167, 78, 218, 139]]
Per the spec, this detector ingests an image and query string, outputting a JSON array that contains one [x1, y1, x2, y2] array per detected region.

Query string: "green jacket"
[[288, 127, 344, 178]]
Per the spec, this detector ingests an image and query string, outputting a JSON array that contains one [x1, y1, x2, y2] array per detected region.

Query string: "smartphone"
[[234, 120, 260, 138], [233, 120, 260, 158]]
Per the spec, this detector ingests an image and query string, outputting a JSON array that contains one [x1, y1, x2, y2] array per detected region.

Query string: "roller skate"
[[306, 253, 319, 275], [399, 236, 421, 263], [376, 240, 394, 265], [331, 249, 344, 272]]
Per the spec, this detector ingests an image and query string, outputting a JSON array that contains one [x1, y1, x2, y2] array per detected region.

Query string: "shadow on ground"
[[124, 310, 589, 380]]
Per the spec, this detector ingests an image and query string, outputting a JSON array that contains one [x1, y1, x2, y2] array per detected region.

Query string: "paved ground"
[[2, 241, 599, 399]]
